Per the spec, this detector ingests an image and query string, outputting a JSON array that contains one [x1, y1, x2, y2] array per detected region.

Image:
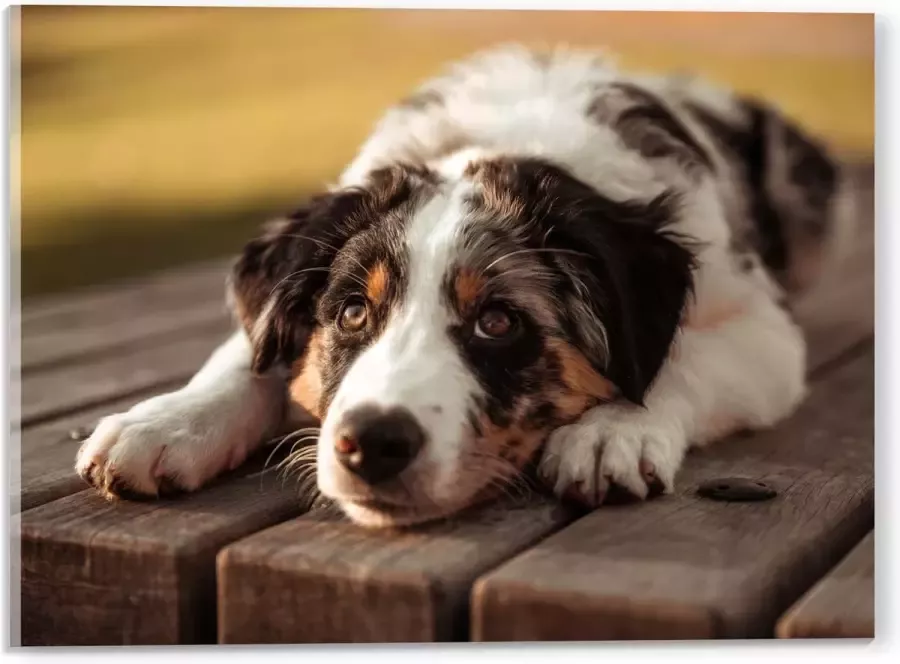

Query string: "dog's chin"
[[335, 498, 458, 529], [328, 488, 496, 529]]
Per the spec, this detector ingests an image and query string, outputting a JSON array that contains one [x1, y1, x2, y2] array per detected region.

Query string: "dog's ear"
[[228, 189, 367, 373], [228, 165, 431, 373], [548, 193, 696, 405]]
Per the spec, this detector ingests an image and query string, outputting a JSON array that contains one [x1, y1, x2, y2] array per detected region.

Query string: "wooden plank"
[[16, 458, 309, 646], [19, 259, 231, 372], [18, 318, 232, 427], [21, 302, 229, 374], [776, 531, 874, 639], [13, 394, 153, 513], [20, 257, 230, 326], [471, 346, 874, 641], [217, 498, 575, 643]]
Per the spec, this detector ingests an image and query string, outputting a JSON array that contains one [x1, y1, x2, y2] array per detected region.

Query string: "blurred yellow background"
[[17, 7, 873, 299]]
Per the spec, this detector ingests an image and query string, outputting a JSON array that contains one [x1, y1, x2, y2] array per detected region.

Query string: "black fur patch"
[[465, 157, 697, 405], [685, 97, 839, 287], [587, 83, 713, 171], [398, 88, 444, 110]]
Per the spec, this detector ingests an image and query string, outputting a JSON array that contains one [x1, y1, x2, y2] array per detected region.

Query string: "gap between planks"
[[776, 530, 874, 639]]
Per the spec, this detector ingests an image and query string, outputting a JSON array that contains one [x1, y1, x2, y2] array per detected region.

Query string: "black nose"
[[334, 405, 426, 485]]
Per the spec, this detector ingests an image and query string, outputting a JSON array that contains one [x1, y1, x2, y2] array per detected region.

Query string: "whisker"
[[279, 233, 372, 278], [482, 247, 593, 274], [264, 266, 333, 302]]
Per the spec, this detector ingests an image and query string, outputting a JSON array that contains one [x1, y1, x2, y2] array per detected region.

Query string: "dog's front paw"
[[75, 391, 240, 500], [539, 405, 686, 507]]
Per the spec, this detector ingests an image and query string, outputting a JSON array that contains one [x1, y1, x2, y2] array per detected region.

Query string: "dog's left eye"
[[474, 307, 516, 340], [338, 297, 368, 332]]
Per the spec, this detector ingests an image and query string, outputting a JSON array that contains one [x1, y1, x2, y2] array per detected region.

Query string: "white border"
[[2, 0, 21, 652], [1, 1, 893, 662], [0, 0, 888, 9]]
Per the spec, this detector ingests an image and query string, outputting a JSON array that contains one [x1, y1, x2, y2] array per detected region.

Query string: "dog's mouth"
[[330, 479, 509, 528], [342, 496, 410, 513]]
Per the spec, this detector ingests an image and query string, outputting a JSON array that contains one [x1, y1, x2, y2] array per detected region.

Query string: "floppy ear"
[[548, 193, 697, 405], [228, 165, 430, 373], [227, 190, 367, 373]]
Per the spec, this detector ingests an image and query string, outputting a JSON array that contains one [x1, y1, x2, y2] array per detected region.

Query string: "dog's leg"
[[539, 295, 807, 504], [76, 330, 287, 498]]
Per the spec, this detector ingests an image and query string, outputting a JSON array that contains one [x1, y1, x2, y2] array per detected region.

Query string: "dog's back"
[[341, 44, 853, 298]]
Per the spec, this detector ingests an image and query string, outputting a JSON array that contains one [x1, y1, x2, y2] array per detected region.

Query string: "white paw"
[[75, 390, 248, 499], [539, 404, 687, 507]]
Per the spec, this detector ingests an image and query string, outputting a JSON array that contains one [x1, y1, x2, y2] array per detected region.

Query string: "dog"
[[75, 45, 853, 528]]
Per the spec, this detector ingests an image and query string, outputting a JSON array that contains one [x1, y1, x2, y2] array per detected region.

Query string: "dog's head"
[[229, 157, 695, 527]]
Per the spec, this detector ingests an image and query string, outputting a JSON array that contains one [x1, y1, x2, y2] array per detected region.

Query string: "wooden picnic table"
[[13, 163, 875, 645]]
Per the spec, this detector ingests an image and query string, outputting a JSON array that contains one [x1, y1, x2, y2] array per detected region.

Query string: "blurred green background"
[[17, 7, 873, 300]]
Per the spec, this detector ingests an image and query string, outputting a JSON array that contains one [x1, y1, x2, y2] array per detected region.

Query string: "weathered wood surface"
[[18, 258, 231, 371], [217, 498, 574, 643], [776, 531, 874, 639], [19, 321, 232, 427], [16, 465, 307, 646]]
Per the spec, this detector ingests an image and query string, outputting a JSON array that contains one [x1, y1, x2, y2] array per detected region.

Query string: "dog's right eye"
[[338, 297, 368, 332]]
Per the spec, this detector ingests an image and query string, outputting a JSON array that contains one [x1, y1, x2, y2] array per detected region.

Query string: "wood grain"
[[21, 301, 230, 374], [217, 498, 575, 643], [20, 258, 230, 326], [17, 461, 309, 646], [18, 319, 232, 427], [19, 258, 230, 372], [471, 347, 873, 640], [776, 530, 874, 638]]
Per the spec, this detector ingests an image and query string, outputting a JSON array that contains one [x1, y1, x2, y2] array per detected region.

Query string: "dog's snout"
[[334, 405, 425, 484]]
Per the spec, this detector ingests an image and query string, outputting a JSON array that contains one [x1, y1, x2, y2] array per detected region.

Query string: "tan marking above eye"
[[366, 262, 390, 305], [454, 268, 487, 314]]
